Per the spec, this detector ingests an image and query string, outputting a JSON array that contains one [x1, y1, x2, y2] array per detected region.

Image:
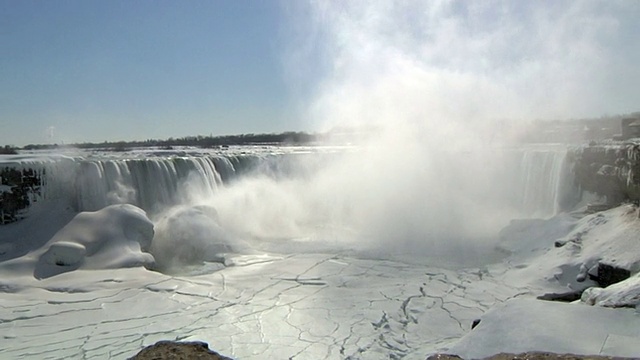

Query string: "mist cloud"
[[164, 1, 639, 267], [289, 0, 638, 133]]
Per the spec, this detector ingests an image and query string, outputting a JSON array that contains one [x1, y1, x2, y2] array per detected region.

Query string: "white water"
[[74, 157, 223, 213], [1, 145, 576, 271], [506, 145, 577, 217]]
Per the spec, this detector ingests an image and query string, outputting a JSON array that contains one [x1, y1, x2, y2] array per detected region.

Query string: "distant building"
[[621, 117, 640, 140]]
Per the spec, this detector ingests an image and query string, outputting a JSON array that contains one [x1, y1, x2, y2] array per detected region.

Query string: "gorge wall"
[[0, 167, 44, 224], [570, 142, 640, 205]]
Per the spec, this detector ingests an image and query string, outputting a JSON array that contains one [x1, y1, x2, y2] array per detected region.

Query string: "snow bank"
[[0, 204, 155, 279], [449, 298, 640, 358], [499, 205, 640, 297], [41, 241, 87, 266], [497, 213, 577, 255]]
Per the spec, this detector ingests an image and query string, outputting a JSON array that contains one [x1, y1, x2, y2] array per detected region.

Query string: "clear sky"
[[1, 0, 299, 145], [1, 1, 639, 146]]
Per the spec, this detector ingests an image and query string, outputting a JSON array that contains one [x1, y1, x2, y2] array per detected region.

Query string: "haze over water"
[[160, 1, 634, 266]]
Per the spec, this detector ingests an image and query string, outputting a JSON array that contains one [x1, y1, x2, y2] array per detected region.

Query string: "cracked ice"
[[0, 253, 528, 359]]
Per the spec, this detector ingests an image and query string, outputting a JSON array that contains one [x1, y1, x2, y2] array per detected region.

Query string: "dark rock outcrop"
[[128, 341, 233, 360], [588, 262, 631, 288], [1, 167, 44, 224], [537, 291, 583, 302], [570, 143, 640, 205]]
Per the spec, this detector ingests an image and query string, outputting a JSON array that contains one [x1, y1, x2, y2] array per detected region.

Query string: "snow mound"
[[497, 213, 577, 255], [151, 205, 237, 271], [30, 204, 155, 278], [42, 241, 86, 266], [449, 298, 640, 359]]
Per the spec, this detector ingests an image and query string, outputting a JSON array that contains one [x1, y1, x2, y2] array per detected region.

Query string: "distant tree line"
[[0, 145, 18, 154], [18, 131, 321, 151]]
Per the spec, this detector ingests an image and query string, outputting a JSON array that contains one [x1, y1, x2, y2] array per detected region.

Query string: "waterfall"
[[75, 157, 226, 213], [506, 146, 575, 218], [1, 147, 576, 224], [0, 155, 78, 223]]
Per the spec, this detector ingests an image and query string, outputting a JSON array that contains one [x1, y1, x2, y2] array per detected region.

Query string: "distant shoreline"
[[17, 131, 320, 152]]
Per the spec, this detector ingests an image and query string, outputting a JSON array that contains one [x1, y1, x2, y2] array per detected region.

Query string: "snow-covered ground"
[[1, 148, 640, 359], [1, 203, 640, 359]]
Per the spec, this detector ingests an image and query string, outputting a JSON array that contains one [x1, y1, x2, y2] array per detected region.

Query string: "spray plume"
[[153, 1, 639, 268]]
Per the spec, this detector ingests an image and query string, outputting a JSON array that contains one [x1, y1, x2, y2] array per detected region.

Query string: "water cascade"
[[503, 146, 577, 218], [1, 146, 577, 226], [75, 157, 224, 213]]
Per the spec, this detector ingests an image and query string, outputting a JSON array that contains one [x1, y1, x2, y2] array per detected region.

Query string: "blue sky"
[[1, 1, 299, 145], [1, 1, 639, 146]]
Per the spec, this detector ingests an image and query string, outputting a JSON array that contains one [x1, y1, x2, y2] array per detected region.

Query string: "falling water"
[[1, 146, 577, 230]]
